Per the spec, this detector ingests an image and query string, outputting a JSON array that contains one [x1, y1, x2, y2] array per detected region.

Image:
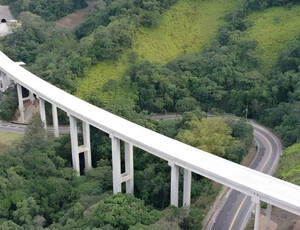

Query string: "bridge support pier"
[[29, 91, 34, 103], [169, 161, 179, 207], [52, 104, 59, 138], [16, 84, 25, 123], [169, 162, 192, 207], [252, 195, 261, 230], [39, 98, 46, 128], [111, 135, 121, 193], [69, 115, 92, 175], [264, 204, 272, 230], [111, 135, 134, 194], [183, 169, 191, 207], [124, 142, 134, 194], [70, 115, 80, 175], [82, 121, 92, 172]]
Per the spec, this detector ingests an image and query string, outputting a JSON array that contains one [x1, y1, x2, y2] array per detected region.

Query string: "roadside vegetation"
[[276, 142, 300, 185], [0, 0, 300, 228], [0, 131, 22, 153]]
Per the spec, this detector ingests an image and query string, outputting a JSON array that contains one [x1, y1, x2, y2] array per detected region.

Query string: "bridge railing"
[[0, 51, 299, 230]]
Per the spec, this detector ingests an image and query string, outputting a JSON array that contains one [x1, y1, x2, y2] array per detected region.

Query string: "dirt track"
[[56, 8, 89, 30]]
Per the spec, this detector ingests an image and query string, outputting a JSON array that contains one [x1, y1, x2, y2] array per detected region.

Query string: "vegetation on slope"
[[1, 0, 300, 228], [276, 142, 300, 185], [76, 0, 239, 103], [75, 54, 131, 104], [132, 0, 238, 64], [246, 5, 300, 69]]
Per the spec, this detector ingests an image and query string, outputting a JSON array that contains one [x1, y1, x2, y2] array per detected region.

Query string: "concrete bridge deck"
[[0, 51, 299, 229]]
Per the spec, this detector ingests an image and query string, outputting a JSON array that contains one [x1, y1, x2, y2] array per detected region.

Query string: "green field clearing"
[[133, 0, 238, 64], [246, 5, 300, 69], [76, 0, 238, 103], [76, 54, 129, 103], [0, 131, 22, 153]]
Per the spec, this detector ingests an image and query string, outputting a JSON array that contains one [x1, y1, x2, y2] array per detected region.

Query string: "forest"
[[0, 0, 300, 229]]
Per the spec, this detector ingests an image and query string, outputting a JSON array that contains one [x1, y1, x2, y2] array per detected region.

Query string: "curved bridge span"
[[0, 51, 299, 229]]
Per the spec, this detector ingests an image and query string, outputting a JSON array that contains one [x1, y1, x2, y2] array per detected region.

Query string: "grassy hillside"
[[76, 0, 238, 103], [246, 5, 300, 69], [132, 0, 238, 64], [276, 142, 300, 185], [76, 54, 129, 104], [0, 131, 22, 153]]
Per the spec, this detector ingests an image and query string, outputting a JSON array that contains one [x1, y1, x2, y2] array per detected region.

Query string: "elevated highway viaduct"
[[0, 51, 299, 230]]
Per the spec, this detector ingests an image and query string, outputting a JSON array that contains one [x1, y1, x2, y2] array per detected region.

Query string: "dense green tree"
[[3, 0, 86, 20], [278, 40, 300, 73], [177, 117, 233, 157], [1, 12, 48, 64], [93, 19, 133, 61], [127, 60, 189, 112], [0, 87, 18, 121], [81, 194, 159, 230], [243, 0, 298, 11], [13, 197, 40, 226], [0, 220, 23, 230]]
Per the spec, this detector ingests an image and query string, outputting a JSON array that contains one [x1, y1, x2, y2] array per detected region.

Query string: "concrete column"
[[264, 204, 272, 230], [29, 91, 35, 103], [16, 84, 25, 123], [169, 161, 179, 207], [125, 142, 134, 194], [83, 121, 92, 172], [52, 104, 59, 138], [70, 115, 80, 175], [111, 135, 121, 194], [39, 98, 46, 128], [183, 169, 192, 207], [253, 195, 261, 230]]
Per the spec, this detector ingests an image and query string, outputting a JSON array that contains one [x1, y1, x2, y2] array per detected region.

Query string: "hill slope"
[[76, 0, 238, 103], [246, 5, 300, 69], [132, 0, 238, 64]]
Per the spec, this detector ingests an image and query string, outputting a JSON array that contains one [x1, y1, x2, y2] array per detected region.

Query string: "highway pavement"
[[209, 121, 282, 230], [0, 120, 70, 135]]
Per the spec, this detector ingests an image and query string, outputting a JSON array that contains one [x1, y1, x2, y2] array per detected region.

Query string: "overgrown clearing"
[[246, 5, 300, 69], [56, 7, 89, 30], [76, 0, 238, 102], [76, 54, 129, 104], [277, 142, 300, 185], [132, 0, 238, 64], [0, 131, 22, 153]]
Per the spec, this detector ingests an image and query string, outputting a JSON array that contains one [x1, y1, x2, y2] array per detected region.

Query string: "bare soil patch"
[[247, 207, 300, 230], [270, 207, 300, 230], [56, 8, 89, 30]]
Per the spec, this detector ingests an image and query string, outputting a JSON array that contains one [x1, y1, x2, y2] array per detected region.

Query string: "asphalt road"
[[0, 120, 27, 134], [0, 120, 70, 135], [209, 121, 282, 230]]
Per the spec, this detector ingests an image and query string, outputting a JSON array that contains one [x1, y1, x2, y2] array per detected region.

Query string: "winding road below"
[[209, 121, 282, 230]]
